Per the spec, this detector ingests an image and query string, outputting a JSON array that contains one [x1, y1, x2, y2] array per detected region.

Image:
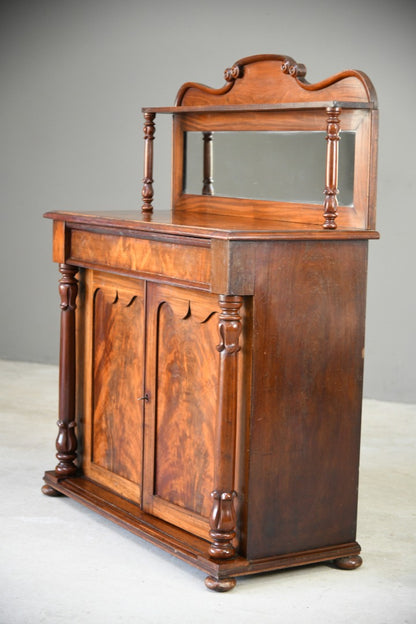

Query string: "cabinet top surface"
[[44, 209, 379, 241]]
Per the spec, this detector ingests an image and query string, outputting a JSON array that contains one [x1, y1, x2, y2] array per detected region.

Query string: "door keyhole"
[[137, 393, 150, 402]]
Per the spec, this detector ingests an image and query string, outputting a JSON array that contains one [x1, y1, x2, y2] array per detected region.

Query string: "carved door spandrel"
[[83, 272, 145, 506], [143, 283, 219, 539]]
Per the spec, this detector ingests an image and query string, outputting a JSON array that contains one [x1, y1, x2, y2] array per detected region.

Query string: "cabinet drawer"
[[69, 228, 212, 288]]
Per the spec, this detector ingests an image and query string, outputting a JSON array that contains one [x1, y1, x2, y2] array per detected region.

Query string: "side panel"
[[246, 240, 368, 559], [82, 271, 145, 506]]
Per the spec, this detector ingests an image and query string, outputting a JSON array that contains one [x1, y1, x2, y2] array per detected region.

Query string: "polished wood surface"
[[175, 54, 377, 106], [55, 263, 78, 477], [143, 284, 219, 539], [43, 54, 378, 591], [42, 470, 362, 576], [142, 112, 156, 212], [160, 53, 377, 229], [44, 209, 379, 240], [68, 226, 212, 289], [323, 106, 341, 228], [245, 240, 367, 559], [83, 272, 145, 505]]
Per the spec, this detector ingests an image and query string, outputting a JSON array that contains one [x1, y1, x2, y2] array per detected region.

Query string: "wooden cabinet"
[[42, 54, 378, 591], [80, 271, 220, 537]]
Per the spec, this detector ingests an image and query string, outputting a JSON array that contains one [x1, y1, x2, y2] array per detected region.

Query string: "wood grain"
[[54, 264, 78, 478], [245, 240, 368, 559], [69, 228, 212, 288], [44, 210, 379, 241], [83, 272, 146, 505], [143, 284, 220, 539], [154, 296, 217, 517], [43, 54, 377, 591]]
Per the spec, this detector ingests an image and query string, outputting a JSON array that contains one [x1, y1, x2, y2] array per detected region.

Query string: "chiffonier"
[[42, 54, 379, 591]]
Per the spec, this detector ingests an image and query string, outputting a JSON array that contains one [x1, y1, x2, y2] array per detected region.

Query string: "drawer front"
[[69, 228, 212, 288]]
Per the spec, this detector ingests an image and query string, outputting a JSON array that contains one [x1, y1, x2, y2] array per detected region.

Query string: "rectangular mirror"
[[183, 131, 355, 206]]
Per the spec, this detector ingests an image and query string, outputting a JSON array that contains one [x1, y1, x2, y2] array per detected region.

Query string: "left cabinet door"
[[80, 270, 146, 506]]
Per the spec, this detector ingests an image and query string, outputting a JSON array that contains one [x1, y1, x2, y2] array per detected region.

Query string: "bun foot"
[[334, 554, 363, 570], [205, 576, 236, 592], [41, 484, 64, 497]]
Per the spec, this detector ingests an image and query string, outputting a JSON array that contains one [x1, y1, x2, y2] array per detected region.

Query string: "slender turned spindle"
[[142, 112, 156, 213], [55, 264, 78, 477], [205, 295, 242, 592], [323, 106, 341, 229], [202, 132, 214, 195]]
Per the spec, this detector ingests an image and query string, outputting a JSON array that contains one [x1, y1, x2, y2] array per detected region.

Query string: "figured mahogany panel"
[[69, 228, 211, 288], [246, 240, 368, 559], [143, 284, 219, 538], [83, 272, 145, 505]]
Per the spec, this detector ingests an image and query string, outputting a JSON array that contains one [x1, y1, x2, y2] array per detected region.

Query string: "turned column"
[[141, 111, 156, 213], [323, 106, 341, 229], [202, 131, 214, 195], [205, 295, 242, 592], [42, 264, 78, 495]]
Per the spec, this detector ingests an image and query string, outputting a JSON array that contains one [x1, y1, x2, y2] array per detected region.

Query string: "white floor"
[[0, 360, 415, 624]]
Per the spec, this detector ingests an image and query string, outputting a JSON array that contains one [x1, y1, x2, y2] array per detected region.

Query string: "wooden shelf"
[[142, 101, 376, 114]]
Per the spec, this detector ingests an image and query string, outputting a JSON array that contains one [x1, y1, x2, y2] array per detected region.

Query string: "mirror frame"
[[142, 55, 378, 231], [171, 106, 374, 229], [182, 129, 356, 207]]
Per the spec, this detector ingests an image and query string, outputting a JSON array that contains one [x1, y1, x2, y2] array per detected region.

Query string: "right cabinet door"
[[143, 283, 220, 540]]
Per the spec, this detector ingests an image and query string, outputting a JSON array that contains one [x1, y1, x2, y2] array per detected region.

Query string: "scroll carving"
[[142, 111, 156, 213], [59, 268, 77, 311], [55, 264, 78, 477], [224, 64, 242, 82], [281, 59, 307, 78], [175, 54, 376, 108], [323, 106, 341, 229], [217, 295, 242, 356]]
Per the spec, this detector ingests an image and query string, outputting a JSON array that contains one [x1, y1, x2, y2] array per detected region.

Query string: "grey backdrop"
[[1, 0, 415, 402]]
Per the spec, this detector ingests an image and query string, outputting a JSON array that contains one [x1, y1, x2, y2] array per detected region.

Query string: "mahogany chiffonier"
[[42, 54, 379, 591]]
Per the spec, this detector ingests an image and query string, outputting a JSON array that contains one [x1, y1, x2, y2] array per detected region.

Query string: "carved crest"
[[175, 53, 377, 107]]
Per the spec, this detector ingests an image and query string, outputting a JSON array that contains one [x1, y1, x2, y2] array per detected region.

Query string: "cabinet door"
[[143, 283, 219, 540], [82, 271, 145, 506]]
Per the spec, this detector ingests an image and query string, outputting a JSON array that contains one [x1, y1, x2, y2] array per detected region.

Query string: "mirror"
[[183, 131, 355, 206]]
